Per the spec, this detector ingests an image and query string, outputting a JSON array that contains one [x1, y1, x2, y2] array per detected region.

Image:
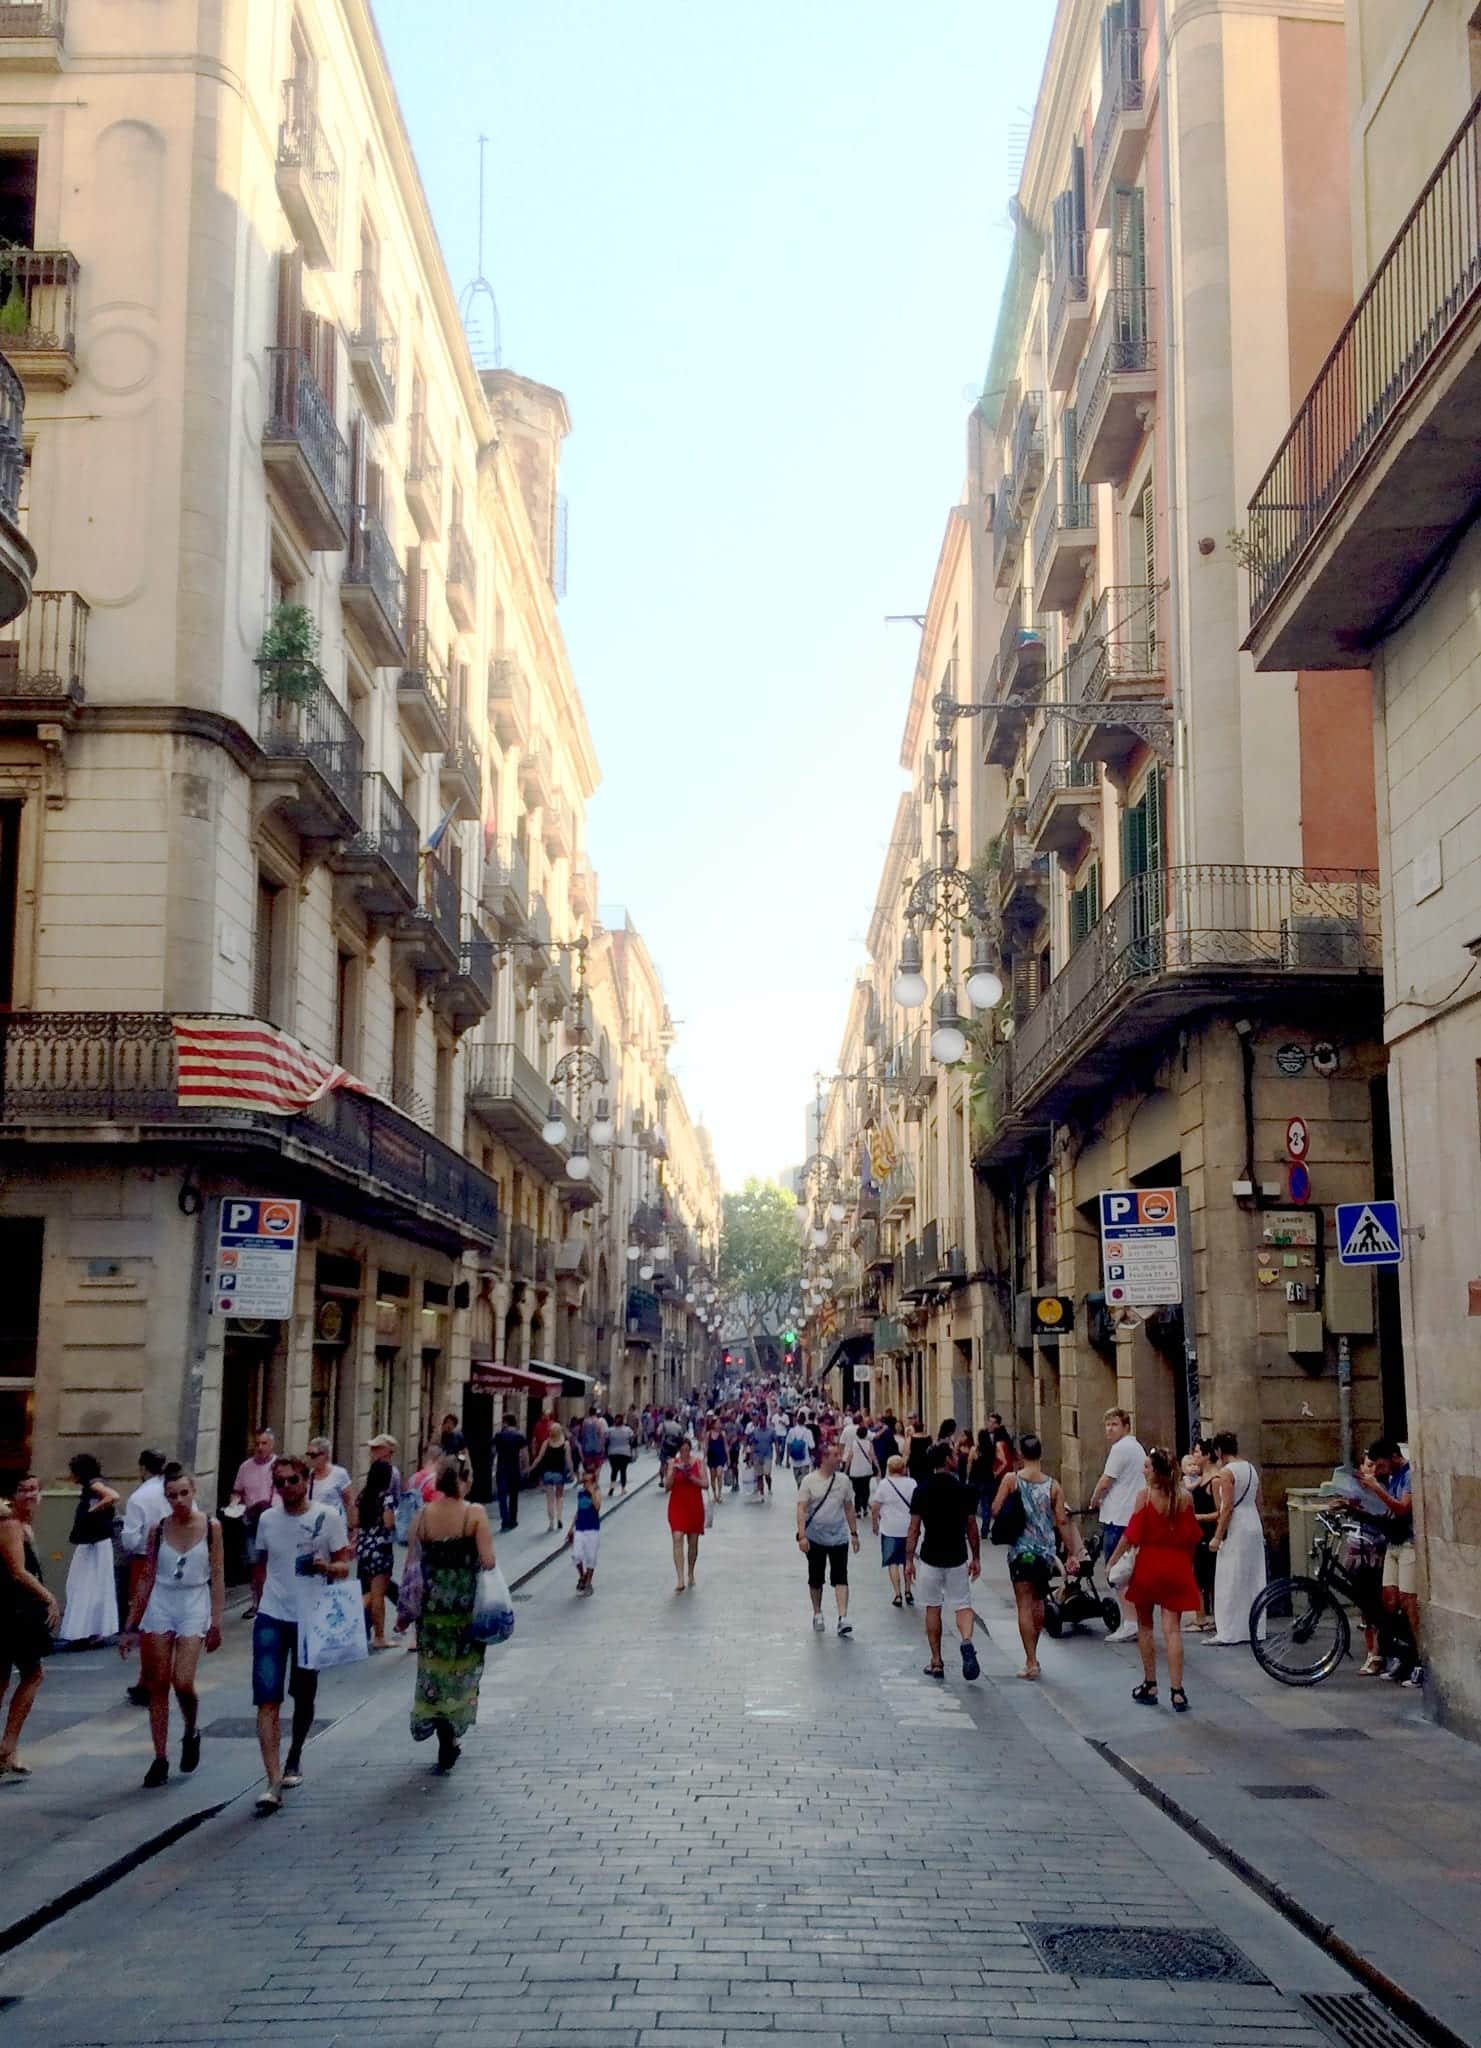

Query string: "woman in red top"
[[1105, 1446, 1202, 1714], [664, 1437, 707, 1593]]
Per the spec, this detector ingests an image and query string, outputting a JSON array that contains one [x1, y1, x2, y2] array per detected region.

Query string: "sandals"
[[1170, 1687, 1190, 1713], [1132, 1680, 1159, 1706], [923, 1663, 945, 1681]]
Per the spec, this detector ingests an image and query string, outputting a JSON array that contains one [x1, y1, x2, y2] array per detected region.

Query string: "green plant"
[[257, 602, 323, 704], [1227, 525, 1271, 576], [0, 269, 27, 339]]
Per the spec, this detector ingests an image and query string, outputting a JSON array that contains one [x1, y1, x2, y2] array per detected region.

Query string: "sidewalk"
[[0, 1457, 659, 1954], [971, 1544, 1481, 2048]]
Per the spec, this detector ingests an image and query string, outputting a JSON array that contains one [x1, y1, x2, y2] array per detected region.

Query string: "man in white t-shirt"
[[784, 1418, 816, 1488], [1089, 1406, 1145, 1642], [252, 1455, 352, 1814]]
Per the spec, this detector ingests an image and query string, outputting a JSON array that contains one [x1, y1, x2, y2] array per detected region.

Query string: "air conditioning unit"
[[1281, 915, 1362, 971]]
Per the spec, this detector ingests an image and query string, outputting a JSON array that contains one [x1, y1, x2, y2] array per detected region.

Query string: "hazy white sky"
[[377, 0, 1053, 1187]]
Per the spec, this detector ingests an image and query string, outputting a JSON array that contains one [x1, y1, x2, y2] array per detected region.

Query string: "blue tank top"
[[1010, 1477, 1057, 1560], [574, 1485, 600, 1532]]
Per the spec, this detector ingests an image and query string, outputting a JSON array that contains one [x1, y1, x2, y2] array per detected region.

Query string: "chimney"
[[482, 369, 571, 594]]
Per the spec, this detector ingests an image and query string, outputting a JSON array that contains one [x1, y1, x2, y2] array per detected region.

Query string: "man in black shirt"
[[493, 1414, 528, 1531], [906, 1440, 982, 1682]]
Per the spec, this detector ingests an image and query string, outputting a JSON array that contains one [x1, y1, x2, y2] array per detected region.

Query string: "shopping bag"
[[394, 1489, 420, 1545], [704, 1495, 715, 1531], [469, 1565, 515, 1645], [299, 1573, 370, 1671], [395, 1559, 424, 1627], [1107, 1546, 1137, 1590]]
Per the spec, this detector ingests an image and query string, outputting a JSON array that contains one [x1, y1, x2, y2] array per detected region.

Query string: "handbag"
[[298, 1573, 370, 1671], [395, 1559, 424, 1626], [990, 1478, 1027, 1547], [469, 1564, 515, 1645], [394, 1490, 419, 1545]]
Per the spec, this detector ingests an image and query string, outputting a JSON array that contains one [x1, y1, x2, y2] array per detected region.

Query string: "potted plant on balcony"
[[257, 602, 323, 708]]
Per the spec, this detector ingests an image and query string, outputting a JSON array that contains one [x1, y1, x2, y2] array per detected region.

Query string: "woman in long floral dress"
[[407, 1459, 495, 1772]]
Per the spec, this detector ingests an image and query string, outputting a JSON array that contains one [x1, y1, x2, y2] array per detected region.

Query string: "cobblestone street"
[[0, 1481, 1377, 2048]]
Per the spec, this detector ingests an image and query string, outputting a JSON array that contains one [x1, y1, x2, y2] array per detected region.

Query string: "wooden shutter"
[[1071, 142, 1086, 236], [1145, 766, 1164, 873], [276, 248, 304, 351], [1101, 1, 1124, 77], [406, 544, 423, 628], [365, 455, 384, 522], [349, 413, 367, 513], [1113, 185, 1147, 297], [1069, 885, 1090, 950]]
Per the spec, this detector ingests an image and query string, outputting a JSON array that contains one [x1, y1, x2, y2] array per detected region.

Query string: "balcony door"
[[1121, 768, 1164, 970], [1111, 185, 1148, 352]]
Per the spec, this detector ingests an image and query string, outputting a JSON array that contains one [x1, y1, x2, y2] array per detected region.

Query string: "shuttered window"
[[1069, 861, 1102, 949], [254, 875, 281, 1024]]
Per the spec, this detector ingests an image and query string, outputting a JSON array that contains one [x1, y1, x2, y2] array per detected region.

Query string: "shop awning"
[[822, 1329, 874, 1378], [529, 1361, 598, 1395], [469, 1361, 562, 1395]]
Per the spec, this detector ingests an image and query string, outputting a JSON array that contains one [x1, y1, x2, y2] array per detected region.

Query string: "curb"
[[0, 1462, 662, 1959], [1089, 1738, 1471, 2048]]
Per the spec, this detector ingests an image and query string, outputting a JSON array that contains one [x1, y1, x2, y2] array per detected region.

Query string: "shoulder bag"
[[990, 1476, 1027, 1547]]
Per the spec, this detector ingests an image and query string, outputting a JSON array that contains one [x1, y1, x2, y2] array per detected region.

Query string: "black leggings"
[[608, 1455, 630, 1489]]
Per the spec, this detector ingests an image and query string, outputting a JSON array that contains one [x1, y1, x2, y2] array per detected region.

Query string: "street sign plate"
[[215, 1197, 301, 1318], [1098, 1189, 1182, 1307], [1335, 1200, 1403, 1267]]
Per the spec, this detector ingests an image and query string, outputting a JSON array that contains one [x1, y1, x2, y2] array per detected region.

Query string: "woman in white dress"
[[56, 1453, 120, 1644], [1209, 1431, 1266, 1643], [120, 1465, 224, 1789]]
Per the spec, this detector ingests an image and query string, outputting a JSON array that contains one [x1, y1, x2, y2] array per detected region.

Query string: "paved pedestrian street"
[[0, 1489, 1376, 2048]]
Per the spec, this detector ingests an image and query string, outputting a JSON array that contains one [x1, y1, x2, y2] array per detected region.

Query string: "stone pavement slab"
[[0, 1472, 1389, 2047]]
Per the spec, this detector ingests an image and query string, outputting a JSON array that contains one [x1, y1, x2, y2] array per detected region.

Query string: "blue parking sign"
[[1335, 1200, 1403, 1266]]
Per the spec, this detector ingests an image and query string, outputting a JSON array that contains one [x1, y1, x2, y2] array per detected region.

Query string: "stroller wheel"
[[1100, 1598, 1122, 1633], [1043, 1598, 1064, 1639]]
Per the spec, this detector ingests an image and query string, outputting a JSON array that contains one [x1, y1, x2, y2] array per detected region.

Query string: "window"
[[434, 1041, 454, 1143], [0, 799, 20, 1010], [254, 874, 287, 1025], [1112, 184, 1147, 298], [0, 1217, 42, 1487], [1069, 861, 1101, 948], [391, 999, 415, 1107], [334, 948, 361, 1069], [0, 145, 37, 249], [275, 251, 336, 405], [1121, 769, 1163, 879]]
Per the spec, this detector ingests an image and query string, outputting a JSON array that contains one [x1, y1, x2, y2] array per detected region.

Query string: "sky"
[[376, 0, 1054, 1190]]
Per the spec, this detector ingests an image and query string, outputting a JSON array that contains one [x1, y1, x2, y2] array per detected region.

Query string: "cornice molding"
[[78, 702, 257, 772]]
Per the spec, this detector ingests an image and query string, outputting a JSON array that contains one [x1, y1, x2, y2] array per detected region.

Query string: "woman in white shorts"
[[121, 1464, 224, 1790]]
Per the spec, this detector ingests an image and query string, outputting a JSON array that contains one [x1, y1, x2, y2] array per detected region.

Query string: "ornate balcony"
[[0, 1011, 498, 1250], [541, 790, 572, 859], [880, 1158, 915, 1221], [488, 652, 530, 749], [262, 348, 351, 550], [1009, 389, 1045, 507], [404, 412, 442, 540], [400, 845, 460, 979], [1066, 584, 1165, 768], [435, 917, 495, 1030], [998, 819, 1050, 926], [0, 1, 67, 65], [446, 519, 477, 632], [343, 505, 407, 666], [0, 248, 78, 389], [398, 624, 450, 753], [482, 833, 530, 935], [1048, 230, 1090, 391], [349, 271, 397, 425], [439, 717, 482, 822], [1027, 725, 1096, 856], [991, 482, 1022, 595], [1091, 24, 1148, 225], [276, 77, 339, 269], [520, 731, 553, 811], [1010, 865, 1381, 1118], [254, 667, 362, 842], [466, 1040, 571, 1180], [1076, 289, 1156, 485], [1032, 460, 1094, 614], [0, 352, 29, 627], [0, 589, 86, 726], [329, 770, 418, 917]]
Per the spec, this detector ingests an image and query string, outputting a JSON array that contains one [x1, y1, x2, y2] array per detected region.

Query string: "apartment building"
[[0, 0, 602, 1518], [1243, 2, 1481, 1734]]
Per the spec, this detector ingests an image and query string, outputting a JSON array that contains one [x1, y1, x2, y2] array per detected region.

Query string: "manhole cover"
[[1301, 1727, 1370, 1742], [1243, 1783, 1328, 1799], [203, 1717, 335, 1739], [1022, 1923, 1266, 1984], [1301, 1992, 1429, 2048]]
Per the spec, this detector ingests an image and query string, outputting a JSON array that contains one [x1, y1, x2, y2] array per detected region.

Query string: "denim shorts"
[[880, 1536, 907, 1568], [251, 1613, 317, 1708]]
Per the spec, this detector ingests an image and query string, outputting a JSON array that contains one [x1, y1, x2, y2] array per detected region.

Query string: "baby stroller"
[[1042, 1513, 1122, 1637]]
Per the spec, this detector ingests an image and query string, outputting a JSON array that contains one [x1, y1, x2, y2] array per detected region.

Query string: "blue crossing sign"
[[1335, 1200, 1403, 1267]]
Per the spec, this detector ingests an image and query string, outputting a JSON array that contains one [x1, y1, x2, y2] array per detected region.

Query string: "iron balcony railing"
[[997, 599, 1045, 699], [400, 624, 449, 729], [459, 919, 495, 1007], [348, 771, 418, 899], [256, 667, 363, 816], [0, 248, 79, 360], [626, 1287, 662, 1342], [527, 890, 552, 946], [1048, 229, 1088, 354], [351, 270, 397, 405], [277, 77, 339, 247], [0, 589, 88, 704], [991, 482, 1022, 583], [346, 504, 406, 644], [1027, 724, 1095, 838], [406, 411, 441, 497], [919, 1218, 940, 1279], [421, 846, 460, 955], [444, 721, 482, 798], [975, 1049, 1016, 1157], [0, 1, 67, 38], [1092, 24, 1145, 195], [1010, 864, 1381, 1105], [484, 832, 529, 914], [899, 1239, 925, 1297], [264, 348, 351, 531], [1067, 583, 1160, 704], [0, 352, 23, 524], [0, 1011, 497, 1244], [1248, 91, 1481, 629], [1032, 459, 1093, 586], [1009, 389, 1045, 505], [1076, 288, 1155, 461], [465, 1042, 549, 1132], [509, 1221, 536, 1277], [446, 519, 477, 604]]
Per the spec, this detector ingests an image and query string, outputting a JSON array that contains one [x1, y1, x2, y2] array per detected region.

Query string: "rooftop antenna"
[[459, 133, 503, 371]]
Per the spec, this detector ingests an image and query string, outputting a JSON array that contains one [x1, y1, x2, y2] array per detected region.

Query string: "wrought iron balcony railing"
[[1247, 90, 1481, 632], [1027, 725, 1095, 840], [420, 845, 460, 955], [991, 482, 1022, 585], [446, 519, 477, 607], [1032, 459, 1093, 587], [347, 770, 418, 900], [350, 270, 397, 418], [0, 589, 87, 706], [1010, 864, 1381, 1106], [277, 77, 339, 254], [256, 666, 363, 817], [483, 832, 530, 919], [1067, 583, 1160, 704], [0, 1011, 498, 1244], [0, 1, 67, 39], [345, 503, 407, 648], [0, 247, 79, 365], [459, 919, 496, 1008], [1009, 388, 1045, 507], [1076, 287, 1155, 464], [400, 623, 450, 735], [1092, 24, 1145, 197], [0, 351, 22, 526], [264, 347, 351, 536], [1048, 230, 1088, 356]]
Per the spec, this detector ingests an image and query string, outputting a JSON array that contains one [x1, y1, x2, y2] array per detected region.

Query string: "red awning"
[[469, 1361, 561, 1395]]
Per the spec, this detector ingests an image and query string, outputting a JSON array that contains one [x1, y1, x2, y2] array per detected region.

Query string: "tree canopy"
[[719, 1178, 802, 1343]]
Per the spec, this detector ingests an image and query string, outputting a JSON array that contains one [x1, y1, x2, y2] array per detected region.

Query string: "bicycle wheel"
[[1250, 1576, 1350, 1685]]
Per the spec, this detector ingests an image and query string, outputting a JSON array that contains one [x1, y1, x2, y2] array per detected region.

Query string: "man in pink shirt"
[[232, 1427, 278, 1617]]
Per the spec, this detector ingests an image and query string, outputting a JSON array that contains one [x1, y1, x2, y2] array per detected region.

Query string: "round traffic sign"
[[1141, 1191, 1174, 1224], [1286, 1117, 1310, 1161], [1288, 1162, 1311, 1206]]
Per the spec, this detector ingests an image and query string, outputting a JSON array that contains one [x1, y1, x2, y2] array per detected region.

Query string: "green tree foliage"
[[719, 1179, 802, 1348]]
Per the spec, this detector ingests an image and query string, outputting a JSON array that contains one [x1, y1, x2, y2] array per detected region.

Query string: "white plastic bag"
[[704, 1494, 715, 1531], [1107, 1546, 1137, 1590], [298, 1573, 370, 1671], [469, 1564, 515, 1645]]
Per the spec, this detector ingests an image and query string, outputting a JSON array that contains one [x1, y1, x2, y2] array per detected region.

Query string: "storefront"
[[464, 1360, 561, 1499]]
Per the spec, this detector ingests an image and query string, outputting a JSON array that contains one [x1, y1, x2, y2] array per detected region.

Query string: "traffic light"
[[783, 1328, 796, 1344]]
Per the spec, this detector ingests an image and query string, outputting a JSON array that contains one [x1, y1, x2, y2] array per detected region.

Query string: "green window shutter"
[[1145, 767, 1164, 874], [1113, 185, 1147, 298], [1121, 793, 1147, 878], [1088, 860, 1101, 926], [1069, 885, 1089, 949]]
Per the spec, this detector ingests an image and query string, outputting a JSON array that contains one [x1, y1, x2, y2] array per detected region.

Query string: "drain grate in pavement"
[[202, 1717, 335, 1739], [1021, 1922, 1266, 1983], [1301, 1727, 1370, 1742], [1243, 1782, 1329, 1799], [1300, 1992, 1430, 2048]]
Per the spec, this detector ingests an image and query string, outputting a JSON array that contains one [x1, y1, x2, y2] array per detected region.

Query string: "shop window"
[[0, 1217, 41, 1486]]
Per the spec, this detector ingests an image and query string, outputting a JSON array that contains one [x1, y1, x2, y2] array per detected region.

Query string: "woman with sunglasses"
[[121, 1463, 224, 1788]]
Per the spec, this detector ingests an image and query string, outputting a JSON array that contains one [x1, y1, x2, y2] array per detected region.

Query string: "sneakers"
[[1359, 1653, 1385, 1676], [960, 1640, 980, 1681], [1401, 1664, 1426, 1689], [1380, 1657, 1405, 1681], [837, 1619, 853, 1638], [811, 1614, 826, 1633], [180, 1729, 201, 1774], [142, 1757, 169, 1790], [254, 1789, 282, 1816]]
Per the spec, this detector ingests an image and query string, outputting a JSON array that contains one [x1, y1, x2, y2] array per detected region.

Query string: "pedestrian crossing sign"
[[1335, 1200, 1403, 1266]]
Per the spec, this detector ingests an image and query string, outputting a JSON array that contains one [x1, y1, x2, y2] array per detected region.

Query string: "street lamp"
[[929, 987, 968, 1066], [541, 1098, 568, 1148], [590, 1098, 615, 1147], [965, 931, 1005, 1011], [891, 930, 927, 1009], [565, 1126, 591, 1180]]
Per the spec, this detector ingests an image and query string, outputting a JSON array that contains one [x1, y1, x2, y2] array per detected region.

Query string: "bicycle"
[[1249, 1507, 1383, 1686]]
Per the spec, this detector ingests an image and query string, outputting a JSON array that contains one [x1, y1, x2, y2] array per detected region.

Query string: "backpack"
[[786, 1429, 810, 1464]]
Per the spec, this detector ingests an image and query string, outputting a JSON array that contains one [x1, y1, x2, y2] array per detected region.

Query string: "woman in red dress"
[[1105, 1446, 1202, 1713], [664, 1437, 707, 1593]]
